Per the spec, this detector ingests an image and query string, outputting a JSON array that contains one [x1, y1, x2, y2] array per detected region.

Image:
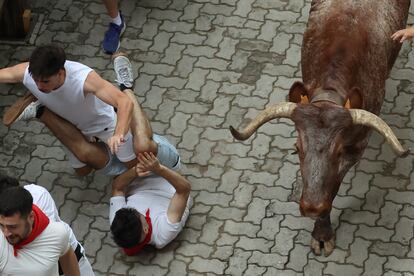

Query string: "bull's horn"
[[230, 102, 297, 141], [349, 109, 410, 157]]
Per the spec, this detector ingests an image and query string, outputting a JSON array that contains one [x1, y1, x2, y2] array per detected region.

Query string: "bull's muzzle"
[[299, 198, 332, 219]]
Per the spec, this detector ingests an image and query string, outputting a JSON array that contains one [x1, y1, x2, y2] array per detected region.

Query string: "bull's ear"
[[289, 81, 309, 103], [349, 87, 363, 109]]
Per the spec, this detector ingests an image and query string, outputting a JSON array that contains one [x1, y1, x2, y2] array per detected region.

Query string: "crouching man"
[[0, 186, 80, 275], [110, 152, 192, 254]]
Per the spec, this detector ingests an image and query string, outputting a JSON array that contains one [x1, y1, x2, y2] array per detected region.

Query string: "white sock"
[[111, 12, 122, 26]]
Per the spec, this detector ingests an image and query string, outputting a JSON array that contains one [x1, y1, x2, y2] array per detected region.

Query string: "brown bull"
[[230, 0, 410, 256]]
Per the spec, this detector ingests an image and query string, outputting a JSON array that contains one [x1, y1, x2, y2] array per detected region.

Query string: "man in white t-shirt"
[[1, 46, 179, 178], [0, 45, 135, 176], [0, 175, 94, 276], [109, 152, 192, 254], [0, 186, 80, 276]]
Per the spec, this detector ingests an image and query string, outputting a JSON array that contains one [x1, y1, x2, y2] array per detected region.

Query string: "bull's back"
[[303, 0, 410, 112]]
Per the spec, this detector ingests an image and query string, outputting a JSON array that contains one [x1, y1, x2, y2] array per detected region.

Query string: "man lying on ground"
[[110, 152, 192, 255]]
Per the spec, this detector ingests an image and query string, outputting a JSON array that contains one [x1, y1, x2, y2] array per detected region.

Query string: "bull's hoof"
[[310, 238, 321, 255], [310, 237, 335, 256]]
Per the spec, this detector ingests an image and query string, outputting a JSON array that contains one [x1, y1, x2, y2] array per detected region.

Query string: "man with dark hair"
[[0, 44, 133, 176], [1, 47, 178, 176], [0, 186, 80, 275], [111, 208, 143, 248], [0, 175, 94, 275], [0, 175, 19, 192], [109, 152, 192, 255], [28, 45, 67, 78]]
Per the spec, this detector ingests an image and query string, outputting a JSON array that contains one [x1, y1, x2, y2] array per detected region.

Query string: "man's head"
[[0, 174, 19, 194], [0, 186, 34, 245], [110, 208, 144, 248], [28, 44, 66, 93]]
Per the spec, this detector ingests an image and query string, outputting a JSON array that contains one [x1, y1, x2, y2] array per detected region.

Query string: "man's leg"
[[102, 0, 125, 54], [111, 89, 157, 169], [39, 108, 109, 176], [125, 89, 157, 154], [113, 54, 179, 169], [3, 96, 108, 175], [102, 0, 119, 18], [112, 55, 156, 159]]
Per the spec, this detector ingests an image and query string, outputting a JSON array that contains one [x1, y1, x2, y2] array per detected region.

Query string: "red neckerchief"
[[123, 209, 152, 256], [13, 204, 50, 257]]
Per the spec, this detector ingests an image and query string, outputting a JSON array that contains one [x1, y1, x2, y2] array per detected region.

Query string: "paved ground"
[[1, 0, 414, 275]]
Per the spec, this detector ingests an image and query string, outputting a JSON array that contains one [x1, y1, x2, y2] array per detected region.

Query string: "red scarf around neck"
[[13, 204, 50, 257], [123, 209, 152, 256]]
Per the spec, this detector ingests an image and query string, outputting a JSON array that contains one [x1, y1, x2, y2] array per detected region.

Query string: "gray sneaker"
[[15, 100, 41, 122], [114, 55, 134, 89]]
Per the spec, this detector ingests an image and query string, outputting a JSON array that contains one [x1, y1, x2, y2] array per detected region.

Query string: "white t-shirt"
[[23, 184, 95, 276], [24, 184, 78, 250], [109, 174, 192, 249], [24, 184, 60, 220], [0, 221, 71, 276], [23, 61, 116, 136]]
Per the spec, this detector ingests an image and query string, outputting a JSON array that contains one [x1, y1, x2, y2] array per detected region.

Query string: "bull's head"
[[230, 81, 409, 219]]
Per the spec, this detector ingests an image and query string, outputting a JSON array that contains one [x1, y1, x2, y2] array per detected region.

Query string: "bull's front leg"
[[310, 214, 335, 256]]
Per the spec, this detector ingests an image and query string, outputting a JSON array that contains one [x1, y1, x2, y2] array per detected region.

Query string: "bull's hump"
[[310, 0, 404, 39], [304, 0, 409, 101]]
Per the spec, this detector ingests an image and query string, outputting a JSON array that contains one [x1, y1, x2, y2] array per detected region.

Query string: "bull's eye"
[[336, 147, 343, 157]]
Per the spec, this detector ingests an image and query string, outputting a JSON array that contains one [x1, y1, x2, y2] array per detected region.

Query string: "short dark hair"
[[0, 186, 33, 218], [110, 208, 142, 248], [28, 44, 66, 79], [0, 174, 19, 194]]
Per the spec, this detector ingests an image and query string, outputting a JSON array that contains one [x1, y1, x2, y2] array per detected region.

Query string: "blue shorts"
[[98, 134, 180, 176], [153, 134, 180, 170]]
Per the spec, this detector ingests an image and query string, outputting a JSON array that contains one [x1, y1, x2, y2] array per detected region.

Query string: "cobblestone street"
[[2, 0, 414, 275]]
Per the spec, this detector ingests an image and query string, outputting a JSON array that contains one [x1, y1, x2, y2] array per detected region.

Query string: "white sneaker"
[[15, 101, 41, 122], [114, 55, 134, 89]]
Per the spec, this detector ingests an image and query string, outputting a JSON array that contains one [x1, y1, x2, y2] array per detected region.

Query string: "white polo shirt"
[[0, 221, 71, 276]]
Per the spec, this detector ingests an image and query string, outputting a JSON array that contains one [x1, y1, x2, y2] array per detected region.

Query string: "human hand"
[[135, 152, 161, 175], [391, 27, 414, 43], [107, 134, 125, 153]]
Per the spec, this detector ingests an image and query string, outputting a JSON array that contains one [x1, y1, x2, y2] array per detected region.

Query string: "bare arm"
[[83, 71, 133, 153], [59, 248, 80, 276], [110, 166, 143, 223], [391, 26, 414, 43], [111, 167, 137, 196], [137, 153, 191, 223], [0, 62, 28, 83]]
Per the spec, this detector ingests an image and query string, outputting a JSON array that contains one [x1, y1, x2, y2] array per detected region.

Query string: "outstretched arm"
[[83, 71, 133, 153], [137, 152, 191, 223], [0, 62, 28, 84], [391, 26, 414, 43]]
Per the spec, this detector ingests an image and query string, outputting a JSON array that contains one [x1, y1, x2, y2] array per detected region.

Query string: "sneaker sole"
[[111, 51, 128, 60], [3, 92, 37, 127]]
